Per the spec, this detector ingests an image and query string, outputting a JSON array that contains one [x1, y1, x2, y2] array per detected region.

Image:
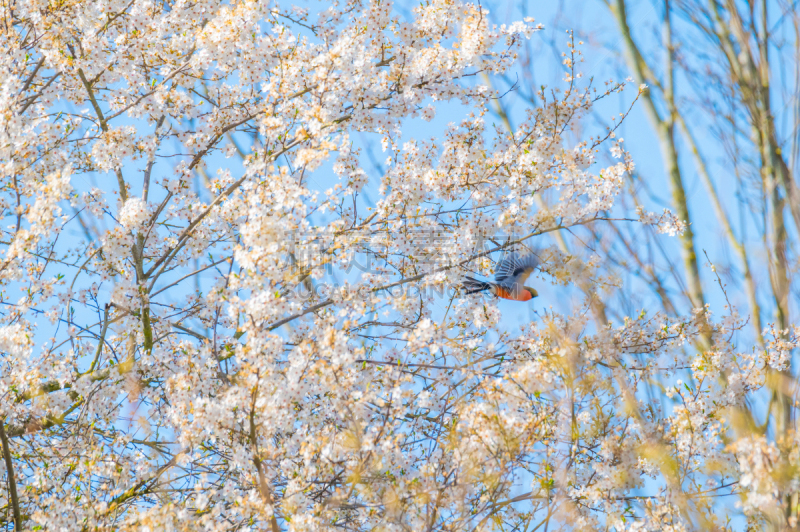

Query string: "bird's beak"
[[529, 288, 538, 298]]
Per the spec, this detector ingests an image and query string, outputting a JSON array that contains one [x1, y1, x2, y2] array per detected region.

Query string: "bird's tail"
[[463, 276, 492, 294]]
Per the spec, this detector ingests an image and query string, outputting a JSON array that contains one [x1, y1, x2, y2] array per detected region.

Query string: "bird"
[[463, 252, 539, 301]]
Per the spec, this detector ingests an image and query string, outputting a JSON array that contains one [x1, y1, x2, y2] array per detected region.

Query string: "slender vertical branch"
[[142, 115, 166, 203], [0, 420, 21, 531], [75, 66, 128, 203], [610, 0, 708, 343], [250, 387, 280, 532]]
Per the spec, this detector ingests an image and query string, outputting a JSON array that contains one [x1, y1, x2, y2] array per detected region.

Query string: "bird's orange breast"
[[495, 286, 531, 301], [494, 286, 511, 299]]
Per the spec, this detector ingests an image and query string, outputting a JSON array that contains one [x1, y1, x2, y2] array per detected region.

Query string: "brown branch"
[[0, 421, 21, 530]]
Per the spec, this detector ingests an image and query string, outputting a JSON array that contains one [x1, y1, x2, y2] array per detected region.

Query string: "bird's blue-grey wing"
[[494, 252, 518, 283], [494, 252, 539, 286]]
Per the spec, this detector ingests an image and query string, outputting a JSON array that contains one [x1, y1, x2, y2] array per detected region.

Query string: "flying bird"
[[463, 252, 539, 301]]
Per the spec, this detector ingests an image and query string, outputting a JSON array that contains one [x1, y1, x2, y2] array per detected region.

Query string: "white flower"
[[118, 198, 150, 231]]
